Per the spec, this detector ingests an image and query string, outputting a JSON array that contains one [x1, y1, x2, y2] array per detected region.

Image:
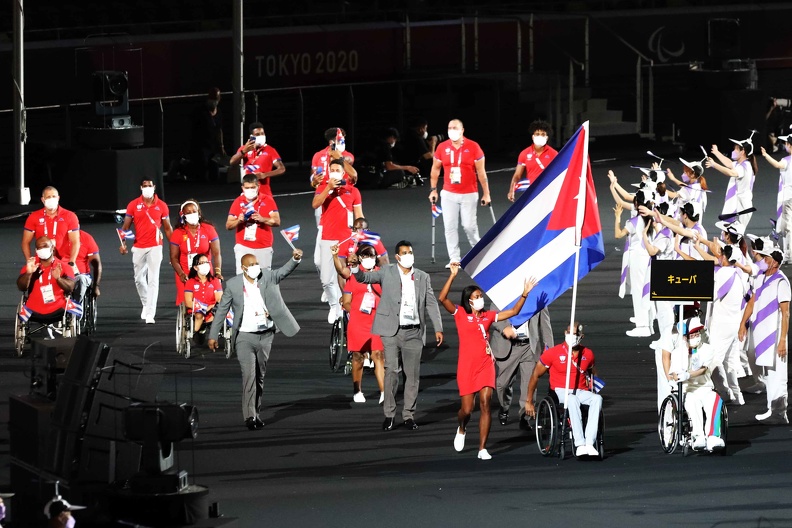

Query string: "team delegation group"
[[17, 120, 789, 459]]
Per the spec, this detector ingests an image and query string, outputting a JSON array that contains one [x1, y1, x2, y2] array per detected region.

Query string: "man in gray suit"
[[208, 250, 302, 430], [353, 240, 444, 431], [490, 307, 554, 430]]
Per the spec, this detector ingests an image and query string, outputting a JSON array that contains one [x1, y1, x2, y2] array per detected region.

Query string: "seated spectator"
[[17, 236, 75, 319], [183, 254, 223, 344], [358, 128, 420, 189], [401, 116, 438, 179]]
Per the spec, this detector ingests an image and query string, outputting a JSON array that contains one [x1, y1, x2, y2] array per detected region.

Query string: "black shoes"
[[519, 414, 532, 432], [245, 417, 264, 431], [498, 410, 509, 426], [382, 417, 395, 431], [404, 418, 419, 430]]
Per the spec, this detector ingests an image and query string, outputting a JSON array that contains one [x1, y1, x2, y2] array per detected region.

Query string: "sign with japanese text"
[[650, 260, 714, 301]]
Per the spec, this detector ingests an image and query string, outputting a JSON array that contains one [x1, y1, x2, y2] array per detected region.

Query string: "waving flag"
[[242, 200, 256, 220], [431, 204, 443, 218], [243, 164, 260, 175], [193, 300, 209, 315], [460, 122, 604, 327], [334, 128, 345, 152], [18, 304, 32, 322], [513, 179, 531, 192], [356, 230, 381, 246], [65, 298, 83, 318], [226, 308, 234, 327], [117, 228, 135, 241], [281, 225, 300, 242]]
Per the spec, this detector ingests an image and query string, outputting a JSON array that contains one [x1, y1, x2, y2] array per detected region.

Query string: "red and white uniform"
[[517, 144, 558, 185], [311, 148, 355, 182], [343, 271, 384, 353], [125, 194, 169, 321], [20, 257, 73, 315], [74, 231, 99, 275], [237, 144, 282, 197], [228, 193, 279, 273], [317, 183, 361, 242], [337, 232, 387, 261], [24, 207, 80, 260], [170, 224, 219, 304], [434, 138, 485, 195], [453, 307, 497, 396], [125, 196, 169, 248], [184, 277, 223, 317]]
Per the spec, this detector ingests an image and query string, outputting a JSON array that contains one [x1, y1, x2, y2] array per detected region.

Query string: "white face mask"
[[360, 257, 376, 270], [470, 297, 485, 311], [44, 197, 59, 210], [349, 266, 360, 274], [398, 253, 414, 269], [141, 187, 155, 199], [36, 246, 53, 260], [422, 131, 428, 139], [389, 141, 396, 148], [688, 335, 702, 348], [255, 135, 267, 146], [329, 170, 345, 183], [243, 188, 258, 200], [245, 264, 261, 279], [197, 263, 211, 276], [447, 129, 462, 142], [533, 135, 548, 147], [184, 212, 200, 226], [565, 331, 582, 348]]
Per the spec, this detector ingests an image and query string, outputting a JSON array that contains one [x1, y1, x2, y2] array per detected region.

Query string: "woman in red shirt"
[[438, 263, 535, 460], [183, 254, 223, 342], [169, 200, 222, 305], [332, 243, 385, 404]]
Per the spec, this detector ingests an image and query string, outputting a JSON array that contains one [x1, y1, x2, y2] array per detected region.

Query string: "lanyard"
[[43, 215, 57, 238], [142, 200, 161, 242], [186, 226, 201, 255], [534, 151, 546, 170], [449, 144, 464, 168]]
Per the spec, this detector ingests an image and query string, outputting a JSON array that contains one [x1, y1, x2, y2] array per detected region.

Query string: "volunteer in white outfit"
[[662, 317, 726, 452], [119, 180, 173, 324], [649, 201, 707, 261], [707, 132, 758, 228], [739, 241, 790, 423], [761, 135, 792, 259], [667, 154, 709, 221]]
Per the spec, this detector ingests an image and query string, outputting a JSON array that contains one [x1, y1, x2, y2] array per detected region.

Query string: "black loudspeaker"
[[9, 394, 55, 467], [92, 70, 129, 116], [708, 19, 741, 61], [64, 148, 163, 210], [78, 436, 141, 485], [30, 337, 78, 400]]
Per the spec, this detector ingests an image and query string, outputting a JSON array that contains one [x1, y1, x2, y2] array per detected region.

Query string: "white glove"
[[677, 371, 690, 382], [667, 379, 678, 389]]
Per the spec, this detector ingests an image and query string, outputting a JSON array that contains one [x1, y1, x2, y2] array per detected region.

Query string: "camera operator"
[[374, 128, 421, 189], [401, 117, 440, 179]]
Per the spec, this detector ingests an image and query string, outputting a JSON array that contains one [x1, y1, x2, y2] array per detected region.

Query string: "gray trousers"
[[495, 341, 536, 416], [381, 327, 423, 420], [235, 329, 275, 420]]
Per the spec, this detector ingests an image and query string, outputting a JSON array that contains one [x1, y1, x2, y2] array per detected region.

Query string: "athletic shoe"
[[586, 445, 600, 457], [477, 449, 492, 460], [575, 446, 588, 457], [328, 306, 341, 324], [629, 316, 637, 324], [706, 436, 725, 451], [756, 409, 772, 421], [363, 357, 373, 368], [145, 317, 155, 324], [736, 393, 745, 406], [692, 435, 707, 450], [352, 392, 366, 403], [626, 326, 652, 337], [141, 307, 147, 320], [454, 428, 465, 452]]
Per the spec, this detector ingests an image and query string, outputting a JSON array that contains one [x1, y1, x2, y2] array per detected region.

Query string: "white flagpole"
[[564, 121, 590, 410]]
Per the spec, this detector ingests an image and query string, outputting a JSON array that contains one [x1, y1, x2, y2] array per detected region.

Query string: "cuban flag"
[[193, 300, 209, 315], [244, 164, 260, 175], [334, 128, 345, 152], [592, 376, 606, 393], [357, 230, 381, 246], [65, 298, 83, 318], [281, 225, 300, 242], [226, 308, 234, 327], [117, 228, 135, 241], [461, 122, 604, 327], [242, 200, 256, 220], [18, 304, 32, 322], [513, 179, 531, 192], [431, 204, 443, 218]]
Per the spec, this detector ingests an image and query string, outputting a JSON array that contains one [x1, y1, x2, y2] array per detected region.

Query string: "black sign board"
[[650, 260, 714, 301]]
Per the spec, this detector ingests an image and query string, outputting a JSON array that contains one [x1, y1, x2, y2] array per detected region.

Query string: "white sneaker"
[[363, 358, 373, 368], [736, 393, 745, 406], [320, 291, 328, 303], [352, 392, 366, 403], [586, 445, 600, 457], [706, 436, 725, 451], [145, 317, 155, 324], [575, 446, 588, 457], [378, 392, 385, 405], [477, 449, 492, 460], [626, 326, 652, 337], [141, 307, 147, 320], [453, 428, 466, 452], [756, 409, 772, 421], [445, 263, 452, 269], [692, 435, 707, 450], [328, 306, 341, 324]]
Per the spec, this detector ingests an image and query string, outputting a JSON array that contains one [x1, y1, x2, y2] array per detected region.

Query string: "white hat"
[[679, 157, 705, 177], [728, 130, 757, 157], [779, 134, 790, 142], [680, 316, 704, 336], [752, 236, 776, 257], [44, 498, 85, 519], [714, 220, 745, 237], [638, 167, 666, 183], [681, 201, 702, 220], [631, 179, 658, 193]]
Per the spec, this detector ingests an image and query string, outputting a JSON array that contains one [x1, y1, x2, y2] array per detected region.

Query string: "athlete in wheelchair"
[[15, 236, 79, 355], [659, 316, 727, 455], [525, 323, 604, 459], [178, 254, 231, 358]]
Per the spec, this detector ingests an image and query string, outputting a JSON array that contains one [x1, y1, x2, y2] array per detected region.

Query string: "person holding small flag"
[[226, 174, 280, 274], [336, 217, 389, 268], [119, 179, 173, 324], [17, 236, 75, 323], [507, 120, 558, 202], [438, 263, 536, 460], [229, 122, 285, 195], [184, 254, 223, 345]]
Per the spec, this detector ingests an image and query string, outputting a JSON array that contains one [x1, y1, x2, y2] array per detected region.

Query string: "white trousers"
[[234, 244, 273, 275], [440, 189, 480, 262], [655, 347, 671, 413], [554, 388, 602, 447], [685, 388, 722, 440], [628, 252, 650, 327], [777, 199, 792, 257], [760, 353, 788, 414], [655, 301, 674, 345], [131, 245, 163, 319], [319, 239, 341, 308]]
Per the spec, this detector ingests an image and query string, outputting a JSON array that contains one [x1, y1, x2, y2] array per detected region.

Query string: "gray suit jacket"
[[489, 307, 554, 359], [209, 258, 301, 346], [354, 264, 443, 344]]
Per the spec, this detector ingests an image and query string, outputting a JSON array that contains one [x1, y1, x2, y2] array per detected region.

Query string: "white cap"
[[728, 130, 757, 156], [681, 201, 702, 220], [679, 157, 704, 177], [714, 220, 745, 237], [638, 167, 666, 183], [753, 236, 776, 257]]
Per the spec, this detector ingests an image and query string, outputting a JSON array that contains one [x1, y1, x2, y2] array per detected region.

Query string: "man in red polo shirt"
[[524, 323, 602, 458], [428, 119, 491, 267], [17, 236, 75, 317], [68, 229, 102, 304], [226, 174, 280, 274], [21, 186, 80, 273], [229, 122, 285, 196], [119, 179, 174, 324], [313, 158, 363, 323], [508, 119, 559, 202]]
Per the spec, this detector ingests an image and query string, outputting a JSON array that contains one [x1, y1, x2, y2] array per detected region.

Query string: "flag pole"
[[564, 121, 590, 411]]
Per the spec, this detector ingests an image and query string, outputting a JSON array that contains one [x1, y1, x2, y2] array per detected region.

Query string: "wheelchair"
[[79, 284, 98, 335], [176, 304, 233, 359], [14, 296, 80, 357], [658, 381, 728, 456], [535, 389, 604, 459], [329, 311, 350, 374]]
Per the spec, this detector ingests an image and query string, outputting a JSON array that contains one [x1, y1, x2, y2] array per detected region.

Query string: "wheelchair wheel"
[[535, 396, 560, 457], [719, 404, 729, 456], [63, 312, 79, 338], [14, 304, 26, 357], [81, 294, 97, 335], [329, 315, 347, 373], [596, 408, 605, 460], [176, 307, 191, 358], [658, 394, 680, 454], [223, 325, 233, 359]]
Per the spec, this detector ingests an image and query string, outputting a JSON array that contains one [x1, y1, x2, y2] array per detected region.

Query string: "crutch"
[[488, 203, 497, 225], [431, 201, 437, 264]]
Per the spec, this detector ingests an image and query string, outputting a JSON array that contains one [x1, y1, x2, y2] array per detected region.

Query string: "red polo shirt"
[[227, 193, 279, 248], [311, 147, 355, 182], [517, 144, 558, 185], [74, 230, 99, 275], [125, 195, 169, 249], [237, 144, 282, 196], [539, 343, 595, 391], [23, 207, 80, 260], [434, 138, 485, 194], [20, 257, 74, 315], [316, 183, 361, 241]]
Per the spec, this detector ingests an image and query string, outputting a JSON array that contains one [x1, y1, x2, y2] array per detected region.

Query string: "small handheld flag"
[[431, 204, 443, 218], [226, 308, 234, 327], [193, 300, 209, 315], [592, 376, 606, 393], [334, 128, 345, 152], [280, 225, 300, 250], [356, 230, 381, 246], [242, 201, 256, 220], [244, 164, 260, 175], [513, 179, 531, 192], [18, 304, 32, 322], [117, 228, 135, 242], [65, 298, 83, 318]]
